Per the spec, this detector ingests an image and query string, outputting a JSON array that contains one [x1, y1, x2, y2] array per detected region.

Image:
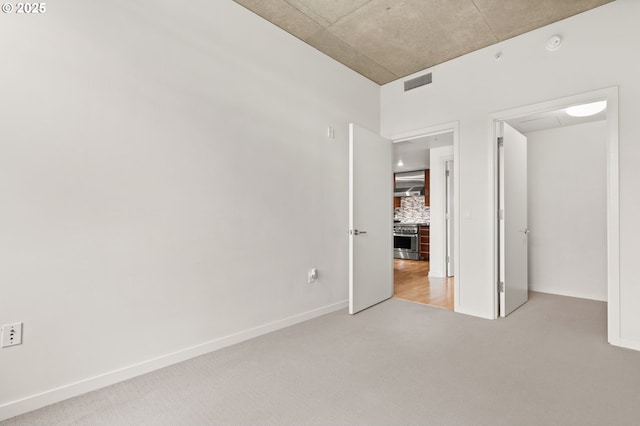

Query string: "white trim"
[[445, 160, 454, 278], [606, 91, 621, 347], [618, 338, 640, 352], [348, 123, 355, 314], [453, 125, 460, 311], [491, 121, 501, 319], [389, 121, 461, 312], [0, 300, 348, 422], [392, 122, 457, 143], [488, 87, 621, 347], [433, 153, 454, 278], [528, 289, 607, 303]]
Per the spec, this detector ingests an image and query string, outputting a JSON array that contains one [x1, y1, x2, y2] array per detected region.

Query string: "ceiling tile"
[[292, 0, 374, 24], [306, 30, 398, 84], [329, 0, 498, 77], [473, 0, 615, 40], [234, 0, 325, 41]]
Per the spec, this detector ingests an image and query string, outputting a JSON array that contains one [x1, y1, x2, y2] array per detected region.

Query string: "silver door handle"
[[352, 229, 367, 235], [519, 228, 530, 234]]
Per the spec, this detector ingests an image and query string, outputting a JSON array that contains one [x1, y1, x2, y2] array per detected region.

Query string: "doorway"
[[490, 88, 620, 345], [392, 130, 455, 310]]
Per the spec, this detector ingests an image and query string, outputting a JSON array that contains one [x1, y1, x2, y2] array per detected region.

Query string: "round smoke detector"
[[546, 35, 562, 51]]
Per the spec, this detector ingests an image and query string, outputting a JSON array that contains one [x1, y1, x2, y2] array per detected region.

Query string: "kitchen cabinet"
[[419, 225, 429, 261], [424, 169, 430, 206], [393, 173, 401, 208]]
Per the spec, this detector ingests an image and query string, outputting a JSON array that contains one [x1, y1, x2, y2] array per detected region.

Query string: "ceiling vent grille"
[[404, 73, 432, 91]]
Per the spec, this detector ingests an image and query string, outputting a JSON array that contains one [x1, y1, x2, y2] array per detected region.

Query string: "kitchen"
[[392, 133, 454, 310]]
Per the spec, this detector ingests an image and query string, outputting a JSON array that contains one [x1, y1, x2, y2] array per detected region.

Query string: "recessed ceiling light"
[[397, 160, 404, 167], [566, 101, 607, 117]]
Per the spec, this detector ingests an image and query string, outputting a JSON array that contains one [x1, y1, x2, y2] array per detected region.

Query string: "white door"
[[349, 123, 393, 314], [445, 161, 454, 277], [499, 122, 529, 317]]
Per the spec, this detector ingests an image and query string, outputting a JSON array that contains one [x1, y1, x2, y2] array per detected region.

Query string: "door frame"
[[488, 87, 620, 345], [445, 160, 454, 277], [390, 121, 460, 312]]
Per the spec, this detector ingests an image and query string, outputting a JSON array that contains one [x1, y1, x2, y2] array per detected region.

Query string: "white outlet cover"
[[1, 322, 23, 347]]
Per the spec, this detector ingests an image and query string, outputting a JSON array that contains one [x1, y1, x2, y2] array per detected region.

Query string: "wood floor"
[[393, 259, 454, 310]]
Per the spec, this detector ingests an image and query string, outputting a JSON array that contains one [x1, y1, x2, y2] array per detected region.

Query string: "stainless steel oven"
[[393, 224, 419, 260]]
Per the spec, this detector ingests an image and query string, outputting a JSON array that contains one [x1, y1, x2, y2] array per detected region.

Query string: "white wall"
[[429, 145, 453, 278], [0, 0, 379, 418], [527, 121, 607, 301], [380, 0, 640, 345]]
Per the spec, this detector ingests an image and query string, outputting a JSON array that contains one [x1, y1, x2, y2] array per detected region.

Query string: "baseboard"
[[615, 338, 640, 352], [0, 300, 348, 422], [529, 287, 607, 302]]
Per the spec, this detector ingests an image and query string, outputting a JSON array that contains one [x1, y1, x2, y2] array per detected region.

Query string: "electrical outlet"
[[1, 322, 23, 348]]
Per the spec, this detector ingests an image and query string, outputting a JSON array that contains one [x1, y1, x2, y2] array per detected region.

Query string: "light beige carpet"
[[4, 292, 640, 425]]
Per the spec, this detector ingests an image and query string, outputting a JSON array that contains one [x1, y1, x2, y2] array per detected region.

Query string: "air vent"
[[404, 73, 432, 91]]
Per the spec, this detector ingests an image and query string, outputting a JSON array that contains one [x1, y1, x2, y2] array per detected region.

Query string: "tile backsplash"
[[394, 196, 430, 223]]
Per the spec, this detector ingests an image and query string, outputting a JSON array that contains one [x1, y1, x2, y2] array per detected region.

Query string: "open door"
[[498, 122, 529, 317], [445, 160, 454, 277], [349, 123, 393, 314]]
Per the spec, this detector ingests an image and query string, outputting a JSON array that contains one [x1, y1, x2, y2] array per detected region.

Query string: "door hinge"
[[446, 170, 450, 177], [497, 137, 504, 147], [499, 281, 505, 293], [499, 209, 504, 220]]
